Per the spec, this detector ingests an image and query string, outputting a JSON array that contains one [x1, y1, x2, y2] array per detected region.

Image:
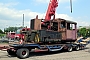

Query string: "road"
[[0, 44, 90, 60]]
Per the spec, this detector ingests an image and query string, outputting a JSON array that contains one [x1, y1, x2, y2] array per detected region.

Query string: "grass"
[[0, 34, 5, 37]]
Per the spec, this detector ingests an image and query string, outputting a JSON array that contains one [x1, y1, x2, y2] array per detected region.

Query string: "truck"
[[6, 0, 89, 59], [6, 31, 15, 40], [15, 28, 30, 41]]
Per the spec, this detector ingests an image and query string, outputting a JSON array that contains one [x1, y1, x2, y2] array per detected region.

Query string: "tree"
[[0, 29, 3, 34], [4, 26, 23, 33], [79, 28, 87, 37], [87, 28, 90, 37], [4, 27, 15, 32]]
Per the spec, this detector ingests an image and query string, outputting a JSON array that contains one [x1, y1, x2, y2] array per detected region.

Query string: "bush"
[[0, 34, 5, 38], [0, 29, 3, 34]]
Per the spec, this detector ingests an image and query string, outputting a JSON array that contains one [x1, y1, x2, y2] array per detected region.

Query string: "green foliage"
[[0, 29, 5, 37], [79, 28, 90, 37], [87, 28, 90, 37], [0, 29, 3, 34], [4, 26, 23, 33], [4, 27, 16, 32], [0, 34, 5, 37]]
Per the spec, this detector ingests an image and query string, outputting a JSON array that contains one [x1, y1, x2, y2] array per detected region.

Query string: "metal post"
[[23, 14, 24, 28], [70, 0, 72, 13]]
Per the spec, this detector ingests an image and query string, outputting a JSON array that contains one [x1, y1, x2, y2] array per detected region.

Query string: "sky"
[[0, 0, 90, 31]]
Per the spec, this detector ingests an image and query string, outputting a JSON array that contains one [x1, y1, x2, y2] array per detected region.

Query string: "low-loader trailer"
[[7, 18, 88, 59]]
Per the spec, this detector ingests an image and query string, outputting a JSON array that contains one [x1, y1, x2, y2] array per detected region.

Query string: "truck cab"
[[15, 28, 30, 41], [6, 31, 15, 40]]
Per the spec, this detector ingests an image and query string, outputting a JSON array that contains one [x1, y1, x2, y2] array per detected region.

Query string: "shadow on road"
[[29, 49, 73, 57], [0, 50, 67, 59], [0, 47, 90, 59]]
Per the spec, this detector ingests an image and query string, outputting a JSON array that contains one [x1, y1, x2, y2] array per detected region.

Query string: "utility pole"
[[23, 14, 24, 28], [70, 0, 72, 13]]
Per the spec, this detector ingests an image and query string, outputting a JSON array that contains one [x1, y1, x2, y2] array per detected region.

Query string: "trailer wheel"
[[68, 46, 72, 52], [80, 46, 85, 50], [75, 46, 80, 51], [16, 48, 29, 59]]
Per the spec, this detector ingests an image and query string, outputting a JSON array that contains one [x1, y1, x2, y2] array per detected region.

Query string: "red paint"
[[15, 28, 30, 40], [6, 32, 15, 39], [45, 0, 58, 21]]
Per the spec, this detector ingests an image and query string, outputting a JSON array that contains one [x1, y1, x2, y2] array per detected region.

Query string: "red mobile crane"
[[45, 0, 58, 21], [41, 0, 59, 29], [45, 0, 72, 21], [2, 0, 89, 59]]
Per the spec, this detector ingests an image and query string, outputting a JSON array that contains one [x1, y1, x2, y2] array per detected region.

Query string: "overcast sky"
[[0, 0, 90, 31]]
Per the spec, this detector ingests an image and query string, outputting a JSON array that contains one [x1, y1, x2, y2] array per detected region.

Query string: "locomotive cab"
[[26, 18, 77, 44]]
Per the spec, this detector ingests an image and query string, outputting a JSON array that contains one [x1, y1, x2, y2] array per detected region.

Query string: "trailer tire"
[[67, 46, 72, 52], [80, 46, 85, 50], [16, 48, 29, 59], [75, 46, 80, 51]]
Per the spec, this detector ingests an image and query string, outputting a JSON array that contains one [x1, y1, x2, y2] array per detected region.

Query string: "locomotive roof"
[[56, 18, 77, 24]]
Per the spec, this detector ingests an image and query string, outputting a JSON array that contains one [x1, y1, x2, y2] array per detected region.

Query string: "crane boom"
[[44, 0, 72, 22], [45, 0, 59, 21]]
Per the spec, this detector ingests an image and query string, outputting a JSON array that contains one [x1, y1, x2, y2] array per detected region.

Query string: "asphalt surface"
[[0, 44, 90, 60]]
